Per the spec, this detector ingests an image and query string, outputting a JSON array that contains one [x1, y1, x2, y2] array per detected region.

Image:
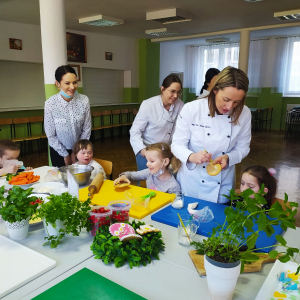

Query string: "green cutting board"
[[32, 268, 146, 300]]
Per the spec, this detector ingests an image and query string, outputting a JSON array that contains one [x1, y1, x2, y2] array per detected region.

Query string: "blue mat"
[[151, 196, 284, 253]]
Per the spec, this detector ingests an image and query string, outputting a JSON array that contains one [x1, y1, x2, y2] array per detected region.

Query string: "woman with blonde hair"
[[114, 142, 181, 194], [171, 66, 251, 203]]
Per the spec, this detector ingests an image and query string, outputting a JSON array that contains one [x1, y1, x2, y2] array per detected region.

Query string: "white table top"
[[1, 166, 299, 300]]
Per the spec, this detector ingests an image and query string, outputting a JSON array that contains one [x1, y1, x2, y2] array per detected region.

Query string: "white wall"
[[0, 20, 139, 88]]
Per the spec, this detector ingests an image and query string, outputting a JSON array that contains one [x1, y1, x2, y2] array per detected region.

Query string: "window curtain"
[[188, 43, 239, 95], [271, 37, 290, 94], [247, 39, 269, 94]]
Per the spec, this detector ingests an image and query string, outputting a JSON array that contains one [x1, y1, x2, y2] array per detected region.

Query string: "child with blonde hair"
[[114, 142, 181, 194], [73, 139, 106, 180]]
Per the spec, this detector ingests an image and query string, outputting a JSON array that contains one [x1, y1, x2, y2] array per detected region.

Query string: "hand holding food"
[[213, 154, 229, 169], [189, 150, 212, 164], [114, 175, 130, 187]]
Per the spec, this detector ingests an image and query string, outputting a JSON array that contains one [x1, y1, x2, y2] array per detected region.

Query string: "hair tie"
[[268, 168, 276, 176]]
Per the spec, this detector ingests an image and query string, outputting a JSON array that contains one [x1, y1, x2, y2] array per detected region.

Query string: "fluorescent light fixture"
[[145, 28, 178, 36], [146, 8, 191, 24], [244, 0, 263, 2], [79, 15, 124, 27], [274, 9, 300, 21], [206, 37, 230, 43]]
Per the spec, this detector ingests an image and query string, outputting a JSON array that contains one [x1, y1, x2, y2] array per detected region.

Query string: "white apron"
[[171, 98, 251, 203]]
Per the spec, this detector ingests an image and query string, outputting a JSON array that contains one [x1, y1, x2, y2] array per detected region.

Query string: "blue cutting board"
[[151, 196, 284, 253]]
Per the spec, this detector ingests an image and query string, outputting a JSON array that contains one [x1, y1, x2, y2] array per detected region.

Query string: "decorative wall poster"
[[105, 52, 113, 61], [66, 32, 87, 63]]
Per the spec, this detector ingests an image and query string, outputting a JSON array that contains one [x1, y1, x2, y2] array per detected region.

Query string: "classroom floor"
[[21, 130, 300, 226]]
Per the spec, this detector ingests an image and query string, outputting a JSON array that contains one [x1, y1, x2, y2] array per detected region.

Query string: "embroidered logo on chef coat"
[[192, 124, 210, 128]]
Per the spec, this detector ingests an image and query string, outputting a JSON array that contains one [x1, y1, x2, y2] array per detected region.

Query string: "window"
[[288, 40, 300, 93]]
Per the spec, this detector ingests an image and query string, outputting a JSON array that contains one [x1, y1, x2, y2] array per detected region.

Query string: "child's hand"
[[213, 155, 229, 169], [3, 163, 19, 174], [114, 175, 130, 186], [25, 167, 33, 171]]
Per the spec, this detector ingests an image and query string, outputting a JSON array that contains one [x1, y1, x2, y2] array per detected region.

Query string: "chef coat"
[[197, 89, 210, 99], [130, 95, 184, 155], [171, 98, 251, 203]]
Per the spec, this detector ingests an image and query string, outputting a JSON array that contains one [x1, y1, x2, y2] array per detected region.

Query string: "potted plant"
[[191, 187, 299, 300], [35, 192, 92, 248], [0, 186, 40, 240]]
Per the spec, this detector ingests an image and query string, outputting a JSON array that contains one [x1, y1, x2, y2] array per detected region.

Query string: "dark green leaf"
[[276, 235, 287, 246], [269, 250, 278, 259]]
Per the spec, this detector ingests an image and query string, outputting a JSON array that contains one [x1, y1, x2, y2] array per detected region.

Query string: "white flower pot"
[[43, 219, 65, 236], [5, 217, 30, 240], [204, 255, 241, 300]]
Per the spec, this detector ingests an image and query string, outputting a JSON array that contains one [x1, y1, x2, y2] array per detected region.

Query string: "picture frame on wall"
[[9, 38, 22, 50], [69, 65, 81, 82], [105, 52, 113, 61], [66, 32, 87, 63]]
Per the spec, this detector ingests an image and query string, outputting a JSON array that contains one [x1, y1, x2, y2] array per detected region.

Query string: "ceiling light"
[[244, 0, 263, 2], [146, 8, 191, 24], [145, 28, 178, 36], [79, 15, 124, 27], [206, 37, 230, 43], [274, 9, 300, 21]]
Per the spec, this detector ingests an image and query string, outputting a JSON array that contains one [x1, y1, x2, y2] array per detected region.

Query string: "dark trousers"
[[50, 147, 72, 168]]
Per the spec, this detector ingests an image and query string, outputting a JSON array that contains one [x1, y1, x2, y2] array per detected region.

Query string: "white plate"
[[255, 260, 299, 299], [6, 181, 37, 190], [31, 182, 65, 193]]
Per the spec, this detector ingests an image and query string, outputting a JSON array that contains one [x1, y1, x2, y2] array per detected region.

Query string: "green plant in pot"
[[34, 192, 92, 248], [191, 187, 299, 300], [0, 186, 40, 240]]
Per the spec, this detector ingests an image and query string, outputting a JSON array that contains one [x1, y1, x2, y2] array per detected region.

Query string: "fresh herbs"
[[0, 185, 39, 223], [6, 172, 22, 181], [35, 192, 92, 248], [191, 187, 300, 274], [91, 220, 165, 269]]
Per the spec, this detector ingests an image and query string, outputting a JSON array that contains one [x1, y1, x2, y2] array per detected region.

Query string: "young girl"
[[114, 142, 181, 194], [235, 165, 278, 211], [73, 139, 106, 180]]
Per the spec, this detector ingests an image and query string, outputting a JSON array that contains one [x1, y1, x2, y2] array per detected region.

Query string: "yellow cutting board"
[[79, 180, 175, 219]]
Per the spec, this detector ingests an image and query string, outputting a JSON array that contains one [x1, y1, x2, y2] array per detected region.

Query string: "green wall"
[[138, 39, 160, 102]]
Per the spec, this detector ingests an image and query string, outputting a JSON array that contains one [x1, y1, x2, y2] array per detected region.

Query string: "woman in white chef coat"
[[198, 68, 220, 98], [171, 66, 251, 203], [130, 74, 184, 171]]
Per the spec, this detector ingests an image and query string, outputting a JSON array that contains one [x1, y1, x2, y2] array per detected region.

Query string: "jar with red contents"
[[108, 200, 131, 224], [88, 206, 112, 237]]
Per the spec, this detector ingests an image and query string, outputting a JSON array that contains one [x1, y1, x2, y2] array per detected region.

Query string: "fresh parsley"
[[35, 192, 92, 248], [0, 185, 39, 223], [91, 220, 165, 269]]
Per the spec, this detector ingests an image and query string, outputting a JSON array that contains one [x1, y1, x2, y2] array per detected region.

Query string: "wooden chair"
[[112, 110, 122, 137], [251, 109, 262, 133], [133, 109, 139, 120], [91, 111, 103, 141], [0, 118, 13, 139], [120, 109, 132, 134], [12, 117, 31, 156], [26, 116, 47, 154], [94, 158, 113, 180], [259, 108, 273, 132], [102, 111, 113, 139], [285, 111, 300, 137]]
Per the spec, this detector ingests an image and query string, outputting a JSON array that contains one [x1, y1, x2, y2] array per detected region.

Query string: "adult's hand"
[[64, 155, 72, 166], [188, 150, 212, 164], [140, 148, 147, 157], [71, 152, 76, 164], [213, 154, 229, 169]]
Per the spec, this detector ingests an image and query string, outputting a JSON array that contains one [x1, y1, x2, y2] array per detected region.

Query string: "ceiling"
[[0, 0, 300, 39]]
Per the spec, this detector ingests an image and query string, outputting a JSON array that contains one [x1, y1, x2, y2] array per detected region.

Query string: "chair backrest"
[[92, 111, 102, 117], [0, 118, 12, 125], [29, 116, 43, 123], [133, 109, 139, 116], [112, 110, 121, 115], [94, 158, 113, 180], [13, 117, 30, 125], [121, 109, 129, 113]]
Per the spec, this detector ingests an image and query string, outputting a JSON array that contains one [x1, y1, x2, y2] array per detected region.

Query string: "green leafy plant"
[[6, 172, 23, 182], [191, 187, 300, 274], [91, 220, 165, 269], [0, 185, 39, 223], [35, 192, 92, 248]]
